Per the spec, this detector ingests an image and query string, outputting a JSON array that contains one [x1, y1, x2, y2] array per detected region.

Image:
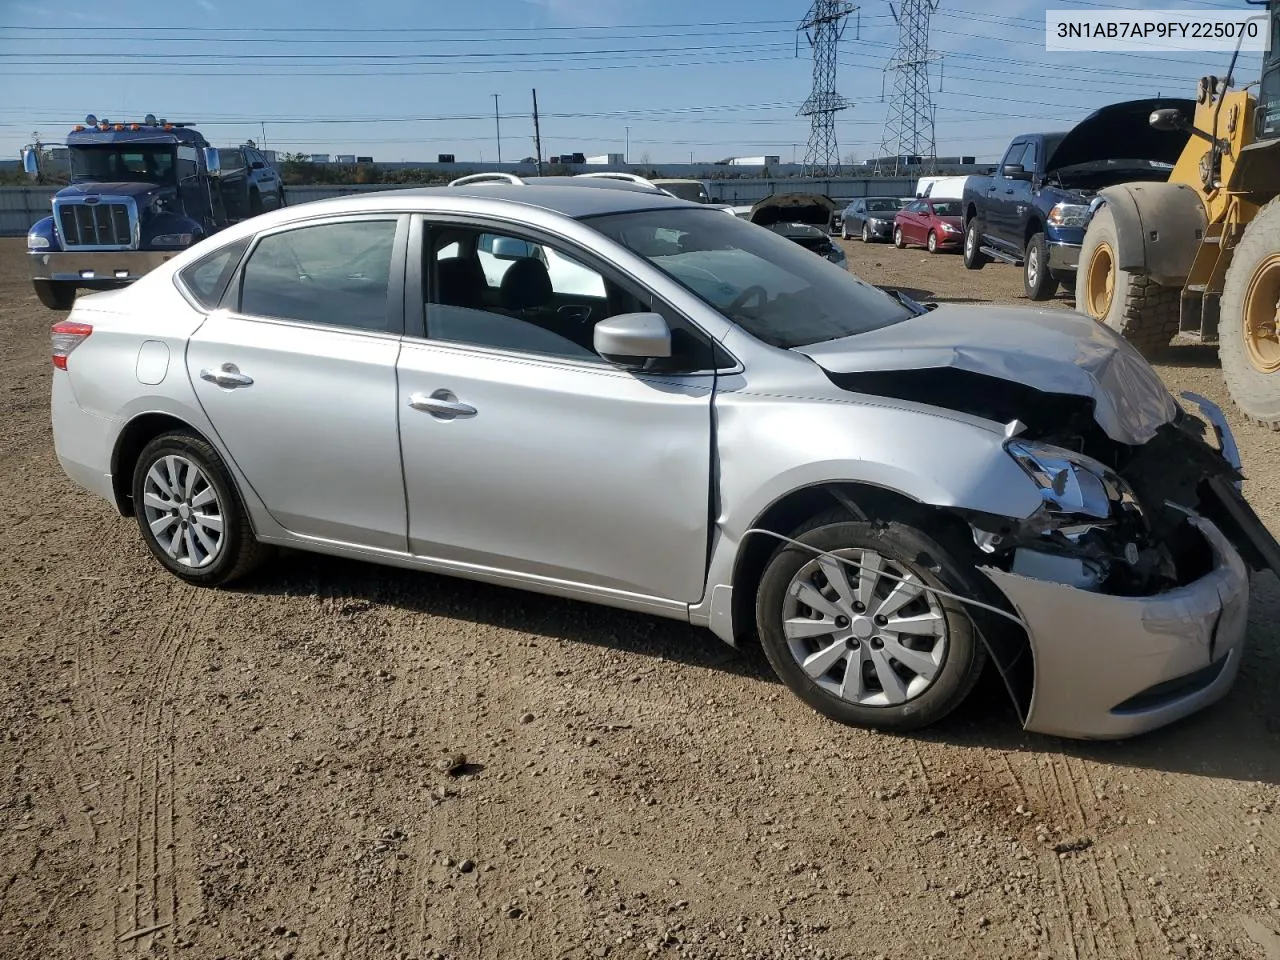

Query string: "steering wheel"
[[727, 284, 767, 315]]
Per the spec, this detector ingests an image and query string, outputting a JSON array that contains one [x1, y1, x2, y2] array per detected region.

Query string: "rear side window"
[[239, 219, 398, 332], [178, 237, 250, 310]]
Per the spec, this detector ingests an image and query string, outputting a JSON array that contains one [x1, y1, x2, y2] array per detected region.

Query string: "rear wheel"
[[962, 220, 988, 270], [756, 513, 987, 732], [33, 280, 76, 311], [1023, 232, 1059, 300], [1075, 205, 1179, 359], [1219, 196, 1280, 428], [893, 225, 905, 249], [131, 431, 271, 586], [927, 230, 939, 254]]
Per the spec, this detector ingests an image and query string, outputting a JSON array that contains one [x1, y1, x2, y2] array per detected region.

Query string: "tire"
[[755, 512, 988, 733], [1074, 205, 1180, 360], [962, 220, 988, 270], [131, 430, 271, 586], [840, 221, 849, 240], [1219, 196, 1280, 428], [33, 280, 76, 311], [927, 230, 939, 254], [861, 223, 871, 243], [276, 188, 286, 209], [249, 190, 263, 217], [1023, 232, 1060, 301], [893, 225, 905, 249]]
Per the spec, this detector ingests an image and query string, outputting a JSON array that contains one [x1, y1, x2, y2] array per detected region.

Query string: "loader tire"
[[1219, 196, 1280, 429], [1076, 204, 1179, 359]]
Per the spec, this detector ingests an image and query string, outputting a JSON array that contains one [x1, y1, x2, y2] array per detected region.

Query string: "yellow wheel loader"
[[1076, 2, 1280, 426]]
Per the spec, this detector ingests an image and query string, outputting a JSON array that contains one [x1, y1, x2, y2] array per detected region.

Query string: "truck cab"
[[23, 115, 232, 310]]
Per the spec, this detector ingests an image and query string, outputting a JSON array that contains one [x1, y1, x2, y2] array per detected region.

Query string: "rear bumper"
[[982, 515, 1249, 740], [51, 372, 120, 508], [30, 250, 179, 286], [1047, 240, 1080, 274]]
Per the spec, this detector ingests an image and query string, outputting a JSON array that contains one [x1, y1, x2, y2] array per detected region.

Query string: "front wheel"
[[756, 513, 988, 732], [962, 220, 988, 270], [33, 279, 77, 311], [927, 230, 939, 254], [131, 431, 271, 586], [861, 223, 871, 243], [1024, 232, 1059, 300], [1219, 195, 1280, 427], [893, 226, 905, 249], [840, 221, 849, 240]]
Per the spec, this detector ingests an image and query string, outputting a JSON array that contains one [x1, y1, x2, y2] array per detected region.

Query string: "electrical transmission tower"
[[797, 1, 856, 177], [874, 0, 942, 177]]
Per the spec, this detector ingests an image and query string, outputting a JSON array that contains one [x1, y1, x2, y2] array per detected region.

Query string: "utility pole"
[[532, 88, 543, 174], [625, 125, 630, 163], [261, 121, 267, 151], [493, 94, 502, 164]]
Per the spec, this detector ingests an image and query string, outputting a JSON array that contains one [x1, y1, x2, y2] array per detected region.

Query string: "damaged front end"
[[959, 397, 1267, 738]]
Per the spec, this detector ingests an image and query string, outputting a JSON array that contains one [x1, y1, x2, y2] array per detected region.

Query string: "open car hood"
[[793, 303, 1178, 445], [1045, 97, 1195, 173], [749, 192, 836, 227]]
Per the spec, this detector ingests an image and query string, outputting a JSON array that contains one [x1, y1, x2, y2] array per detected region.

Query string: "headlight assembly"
[[27, 232, 50, 251], [1046, 202, 1091, 228], [1005, 438, 1134, 521], [152, 233, 194, 246]]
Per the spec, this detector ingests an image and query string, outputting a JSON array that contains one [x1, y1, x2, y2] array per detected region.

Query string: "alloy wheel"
[[781, 548, 948, 707], [140, 454, 225, 569]]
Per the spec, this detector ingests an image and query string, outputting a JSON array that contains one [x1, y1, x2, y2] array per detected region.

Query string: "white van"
[[913, 175, 972, 200]]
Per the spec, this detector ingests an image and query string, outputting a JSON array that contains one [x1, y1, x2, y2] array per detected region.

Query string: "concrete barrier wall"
[[1, 177, 921, 236]]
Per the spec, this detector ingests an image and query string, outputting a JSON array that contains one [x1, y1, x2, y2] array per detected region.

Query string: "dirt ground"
[[2, 234, 1280, 960]]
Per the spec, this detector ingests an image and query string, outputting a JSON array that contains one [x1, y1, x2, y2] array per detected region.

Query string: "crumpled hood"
[[793, 303, 1178, 445], [58, 181, 165, 202]]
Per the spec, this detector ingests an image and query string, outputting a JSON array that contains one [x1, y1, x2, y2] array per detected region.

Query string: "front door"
[[396, 219, 715, 604], [186, 214, 410, 550]]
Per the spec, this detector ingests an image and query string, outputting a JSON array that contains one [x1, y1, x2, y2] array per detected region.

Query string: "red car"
[[893, 198, 964, 253]]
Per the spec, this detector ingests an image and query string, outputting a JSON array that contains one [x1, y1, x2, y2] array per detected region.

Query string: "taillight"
[[51, 321, 93, 370]]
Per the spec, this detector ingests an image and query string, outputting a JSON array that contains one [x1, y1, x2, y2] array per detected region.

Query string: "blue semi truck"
[[22, 114, 285, 310]]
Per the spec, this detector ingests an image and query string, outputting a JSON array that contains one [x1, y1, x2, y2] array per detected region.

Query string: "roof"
[[67, 126, 209, 147], [303, 179, 699, 220]]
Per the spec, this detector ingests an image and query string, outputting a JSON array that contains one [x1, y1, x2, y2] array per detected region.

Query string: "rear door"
[[186, 213, 410, 550]]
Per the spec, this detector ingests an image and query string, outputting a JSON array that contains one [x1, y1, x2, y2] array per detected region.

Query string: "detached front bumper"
[[982, 515, 1249, 740], [30, 250, 179, 286]]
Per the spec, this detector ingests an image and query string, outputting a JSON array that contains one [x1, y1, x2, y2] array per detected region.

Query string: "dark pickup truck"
[[961, 98, 1192, 300]]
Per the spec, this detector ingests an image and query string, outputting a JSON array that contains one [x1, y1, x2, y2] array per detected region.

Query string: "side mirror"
[[1149, 108, 1185, 132], [251, 160, 265, 170], [593, 312, 672, 368], [491, 237, 533, 260], [203, 147, 222, 177], [21, 147, 39, 178], [1002, 163, 1031, 180]]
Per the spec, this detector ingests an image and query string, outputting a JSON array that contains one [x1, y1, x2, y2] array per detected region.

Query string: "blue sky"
[[0, 0, 1264, 163]]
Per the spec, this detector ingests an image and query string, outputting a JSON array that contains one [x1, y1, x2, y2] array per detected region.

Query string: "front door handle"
[[199, 363, 254, 388], [408, 389, 477, 420]]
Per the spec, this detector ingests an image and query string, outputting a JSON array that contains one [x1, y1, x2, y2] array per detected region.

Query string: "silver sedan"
[[48, 175, 1279, 739]]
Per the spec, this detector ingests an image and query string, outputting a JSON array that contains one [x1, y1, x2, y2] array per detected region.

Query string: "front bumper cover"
[[1048, 240, 1080, 274], [982, 515, 1248, 740], [30, 250, 179, 286]]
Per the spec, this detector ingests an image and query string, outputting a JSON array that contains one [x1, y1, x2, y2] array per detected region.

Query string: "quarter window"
[[239, 219, 398, 332], [179, 237, 251, 310]]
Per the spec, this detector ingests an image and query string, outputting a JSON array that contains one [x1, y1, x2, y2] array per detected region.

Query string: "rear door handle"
[[408, 390, 477, 420], [199, 364, 254, 388]]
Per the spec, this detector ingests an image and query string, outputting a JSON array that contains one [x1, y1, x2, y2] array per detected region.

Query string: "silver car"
[[48, 176, 1279, 740]]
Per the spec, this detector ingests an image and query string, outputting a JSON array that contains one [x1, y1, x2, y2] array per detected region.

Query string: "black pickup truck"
[[960, 98, 1192, 300]]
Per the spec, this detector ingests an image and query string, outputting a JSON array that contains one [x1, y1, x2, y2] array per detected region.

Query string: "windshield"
[[69, 145, 176, 184], [584, 207, 913, 348], [658, 181, 710, 203], [865, 198, 899, 212], [930, 200, 961, 216]]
